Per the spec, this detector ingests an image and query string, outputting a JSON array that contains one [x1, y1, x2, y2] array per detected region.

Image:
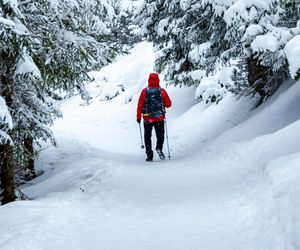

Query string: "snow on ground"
[[1, 42, 300, 250]]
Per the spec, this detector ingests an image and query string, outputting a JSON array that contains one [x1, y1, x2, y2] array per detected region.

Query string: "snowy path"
[[0, 99, 285, 250]]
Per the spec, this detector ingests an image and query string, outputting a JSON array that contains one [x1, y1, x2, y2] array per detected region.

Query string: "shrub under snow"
[[195, 67, 233, 105]]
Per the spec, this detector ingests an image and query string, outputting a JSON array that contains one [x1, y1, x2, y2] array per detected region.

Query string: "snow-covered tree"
[[12, 50, 61, 181], [112, 0, 142, 48], [135, 0, 234, 105], [136, 0, 233, 84], [224, 0, 300, 101], [24, 0, 118, 92], [0, 0, 119, 204], [136, 0, 299, 104], [195, 67, 233, 104]]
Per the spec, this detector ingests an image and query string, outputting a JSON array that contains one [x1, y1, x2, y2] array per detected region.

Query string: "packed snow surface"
[[1, 42, 300, 250]]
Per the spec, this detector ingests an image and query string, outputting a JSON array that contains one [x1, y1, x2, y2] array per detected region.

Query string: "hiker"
[[136, 73, 172, 161]]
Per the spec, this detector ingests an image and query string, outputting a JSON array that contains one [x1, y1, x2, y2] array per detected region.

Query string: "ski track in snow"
[[1, 43, 299, 250]]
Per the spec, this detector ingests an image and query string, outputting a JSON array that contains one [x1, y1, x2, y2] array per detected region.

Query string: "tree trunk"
[[0, 142, 15, 205], [24, 137, 36, 180], [247, 56, 268, 100]]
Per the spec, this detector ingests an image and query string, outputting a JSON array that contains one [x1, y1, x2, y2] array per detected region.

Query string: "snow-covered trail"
[[1, 43, 300, 250], [2, 138, 282, 249], [0, 93, 285, 250]]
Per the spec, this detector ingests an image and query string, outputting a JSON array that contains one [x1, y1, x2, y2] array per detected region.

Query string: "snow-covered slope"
[[1, 42, 300, 250]]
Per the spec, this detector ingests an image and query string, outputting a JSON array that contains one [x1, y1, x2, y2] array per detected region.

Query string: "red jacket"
[[137, 73, 172, 123]]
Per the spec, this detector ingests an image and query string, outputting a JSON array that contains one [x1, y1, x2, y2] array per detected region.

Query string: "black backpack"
[[143, 87, 165, 118]]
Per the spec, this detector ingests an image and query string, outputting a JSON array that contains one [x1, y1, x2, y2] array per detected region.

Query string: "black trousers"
[[144, 120, 165, 158]]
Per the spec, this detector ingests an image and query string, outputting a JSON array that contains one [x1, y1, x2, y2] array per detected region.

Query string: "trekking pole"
[[164, 118, 171, 160], [139, 123, 145, 149]]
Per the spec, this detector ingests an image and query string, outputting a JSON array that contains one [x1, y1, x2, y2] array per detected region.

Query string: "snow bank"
[[216, 80, 300, 142], [266, 153, 300, 249]]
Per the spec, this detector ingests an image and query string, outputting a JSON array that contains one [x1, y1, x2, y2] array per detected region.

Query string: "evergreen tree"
[[112, 0, 142, 48], [0, 0, 26, 204], [224, 0, 300, 101], [136, 0, 233, 87], [0, 0, 119, 204], [282, 0, 300, 28], [136, 0, 299, 104]]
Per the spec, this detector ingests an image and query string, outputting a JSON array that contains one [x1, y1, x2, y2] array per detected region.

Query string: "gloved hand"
[[137, 119, 141, 124]]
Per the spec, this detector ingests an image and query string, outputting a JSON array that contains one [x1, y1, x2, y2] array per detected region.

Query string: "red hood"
[[148, 73, 160, 87]]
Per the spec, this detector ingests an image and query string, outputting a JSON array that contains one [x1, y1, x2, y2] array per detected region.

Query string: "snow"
[[102, 0, 115, 21], [194, 67, 232, 104], [13, 18, 30, 35], [119, 0, 145, 15], [180, 0, 190, 11], [3, 0, 19, 15], [0, 96, 13, 144], [189, 69, 206, 82], [242, 24, 263, 40], [59, 30, 78, 43], [189, 42, 211, 63], [91, 19, 110, 34], [0, 96, 13, 129], [224, 0, 275, 25], [157, 18, 169, 37], [14, 50, 41, 79], [251, 33, 279, 52], [0, 16, 29, 35], [0, 17, 15, 27], [1, 42, 300, 250], [284, 35, 300, 79], [267, 153, 300, 249]]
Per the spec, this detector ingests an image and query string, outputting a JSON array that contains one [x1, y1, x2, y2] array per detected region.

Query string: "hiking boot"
[[145, 150, 153, 162], [145, 157, 153, 162], [156, 149, 165, 160]]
